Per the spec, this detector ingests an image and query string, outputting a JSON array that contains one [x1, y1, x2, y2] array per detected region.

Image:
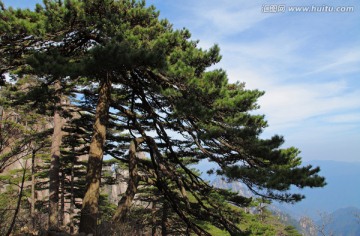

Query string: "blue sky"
[[3, 0, 360, 163]]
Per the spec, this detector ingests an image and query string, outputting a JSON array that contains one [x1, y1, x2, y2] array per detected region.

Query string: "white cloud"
[[257, 81, 360, 127], [152, 0, 360, 162], [303, 48, 360, 76], [153, 0, 276, 43], [222, 35, 305, 62], [224, 49, 360, 131], [213, 27, 360, 132], [196, 4, 272, 36], [324, 113, 360, 124]]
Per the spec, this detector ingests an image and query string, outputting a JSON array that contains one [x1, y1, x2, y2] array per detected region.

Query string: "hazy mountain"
[[275, 160, 360, 219], [203, 160, 360, 235], [199, 160, 360, 218], [211, 177, 253, 197], [321, 207, 360, 236]]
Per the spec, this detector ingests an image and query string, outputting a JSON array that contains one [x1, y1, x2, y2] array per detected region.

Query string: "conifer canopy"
[[0, 1, 325, 235]]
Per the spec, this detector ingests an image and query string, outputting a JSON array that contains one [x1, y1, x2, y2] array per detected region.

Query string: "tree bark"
[[48, 81, 63, 230], [151, 201, 157, 236], [161, 201, 169, 236], [6, 160, 27, 236], [31, 149, 36, 229], [59, 168, 65, 227], [69, 148, 75, 234], [79, 77, 111, 235], [0, 105, 3, 131], [113, 137, 144, 221]]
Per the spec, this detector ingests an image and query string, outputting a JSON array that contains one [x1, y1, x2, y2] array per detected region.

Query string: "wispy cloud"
[[193, 3, 272, 36], [303, 48, 360, 76], [228, 62, 360, 129], [151, 0, 276, 45], [257, 81, 360, 127], [324, 113, 360, 124]]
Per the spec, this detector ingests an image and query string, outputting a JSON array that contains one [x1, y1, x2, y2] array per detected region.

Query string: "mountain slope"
[[323, 207, 360, 236]]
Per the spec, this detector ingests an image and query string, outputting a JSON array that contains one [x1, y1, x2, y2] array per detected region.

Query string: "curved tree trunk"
[[113, 137, 144, 221], [79, 77, 111, 235]]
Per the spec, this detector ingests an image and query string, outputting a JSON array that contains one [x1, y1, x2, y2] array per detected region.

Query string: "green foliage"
[[195, 202, 302, 236], [0, 0, 325, 235], [0, 185, 17, 234], [0, 4, 46, 35], [98, 194, 117, 222]]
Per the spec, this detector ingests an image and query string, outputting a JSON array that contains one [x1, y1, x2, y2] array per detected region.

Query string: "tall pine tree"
[[1, 1, 326, 235]]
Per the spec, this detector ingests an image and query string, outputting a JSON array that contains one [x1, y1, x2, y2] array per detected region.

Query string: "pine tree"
[[0, 78, 52, 234], [1, 1, 325, 235]]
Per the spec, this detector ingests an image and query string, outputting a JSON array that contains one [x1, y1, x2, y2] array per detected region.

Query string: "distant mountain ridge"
[[206, 160, 360, 235], [203, 160, 360, 218], [277, 160, 360, 219], [321, 207, 360, 236], [211, 177, 252, 197]]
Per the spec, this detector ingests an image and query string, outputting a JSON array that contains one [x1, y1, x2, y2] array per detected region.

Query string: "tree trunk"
[[0, 105, 3, 129], [59, 168, 65, 227], [31, 149, 36, 229], [6, 160, 27, 236], [151, 201, 157, 236], [113, 137, 144, 221], [69, 149, 75, 234], [49, 81, 63, 230], [79, 77, 111, 235], [161, 201, 169, 236]]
